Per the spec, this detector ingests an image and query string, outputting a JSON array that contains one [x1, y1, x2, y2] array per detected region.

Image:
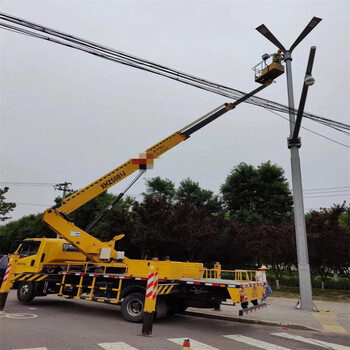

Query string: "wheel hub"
[[127, 299, 142, 316]]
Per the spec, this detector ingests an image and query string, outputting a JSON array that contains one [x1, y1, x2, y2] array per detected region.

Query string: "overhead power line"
[[0, 12, 349, 144], [305, 194, 350, 199], [0, 182, 56, 187], [251, 98, 350, 148], [304, 186, 350, 192], [16, 202, 51, 207]]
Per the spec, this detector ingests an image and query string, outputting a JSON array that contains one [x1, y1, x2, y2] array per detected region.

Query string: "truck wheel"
[[121, 293, 144, 323], [17, 281, 35, 304], [167, 300, 187, 315], [174, 301, 187, 314]]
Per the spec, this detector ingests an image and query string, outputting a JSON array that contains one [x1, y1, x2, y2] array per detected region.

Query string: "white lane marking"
[[272, 332, 350, 350], [0, 312, 38, 319], [98, 342, 138, 350], [13, 348, 47, 350], [224, 334, 290, 350], [168, 338, 220, 350]]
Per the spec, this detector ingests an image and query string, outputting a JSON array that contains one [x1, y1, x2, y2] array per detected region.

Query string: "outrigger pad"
[[239, 302, 266, 316]]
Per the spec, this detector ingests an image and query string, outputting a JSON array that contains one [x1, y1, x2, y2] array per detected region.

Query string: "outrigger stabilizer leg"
[[0, 253, 19, 310]]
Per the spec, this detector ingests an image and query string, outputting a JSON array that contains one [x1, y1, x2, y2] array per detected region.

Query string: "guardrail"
[[202, 267, 258, 283]]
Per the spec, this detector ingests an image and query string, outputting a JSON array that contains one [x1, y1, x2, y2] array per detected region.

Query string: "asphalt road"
[[1, 293, 349, 350]]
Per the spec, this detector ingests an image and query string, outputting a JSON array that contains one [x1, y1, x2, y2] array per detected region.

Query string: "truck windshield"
[[18, 241, 41, 258]]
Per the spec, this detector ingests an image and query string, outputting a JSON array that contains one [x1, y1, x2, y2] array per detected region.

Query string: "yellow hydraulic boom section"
[[57, 131, 187, 215]]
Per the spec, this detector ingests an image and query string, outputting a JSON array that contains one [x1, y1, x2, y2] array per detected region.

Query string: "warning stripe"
[[152, 272, 158, 300], [157, 285, 174, 295], [156, 285, 166, 294], [2, 263, 12, 283], [242, 305, 266, 315], [183, 281, 263, 288], [27, 274, 41, 281], [36, 275, 49, 281], [13, 274, 49, 282], [146, 272, 154, 299]]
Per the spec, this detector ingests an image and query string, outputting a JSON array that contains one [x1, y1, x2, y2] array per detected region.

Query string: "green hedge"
[[268, 275, 350, 290], [219, 267, 350, 290]]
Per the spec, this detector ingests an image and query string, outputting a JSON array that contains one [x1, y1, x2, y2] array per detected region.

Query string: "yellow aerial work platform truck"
[[0, 63, 281, 323], [8, 237, 267, 322]]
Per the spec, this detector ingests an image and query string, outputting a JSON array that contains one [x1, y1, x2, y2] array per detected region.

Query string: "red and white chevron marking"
[[242, 305, 265, 315], [145, 272, 154, 299], [2, 263, 12, 284], [152, 272, 158, 300]]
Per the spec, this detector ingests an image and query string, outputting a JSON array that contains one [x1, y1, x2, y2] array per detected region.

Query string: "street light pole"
[[256, 17, 322, 311]]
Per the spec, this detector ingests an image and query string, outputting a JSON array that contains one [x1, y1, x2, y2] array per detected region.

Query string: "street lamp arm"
[[290, 17, 322, 52], [305, 46, 316, 75], [289, 46, 317, 147], [255, 24, 286, 52]]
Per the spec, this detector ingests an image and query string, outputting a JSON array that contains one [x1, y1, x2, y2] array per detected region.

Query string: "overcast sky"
[[0, 0, 349, 222]]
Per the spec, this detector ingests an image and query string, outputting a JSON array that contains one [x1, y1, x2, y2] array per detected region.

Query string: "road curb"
[[184, 311, 321, 332]]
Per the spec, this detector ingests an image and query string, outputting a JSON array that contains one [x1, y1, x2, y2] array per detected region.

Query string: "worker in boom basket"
[[272, 49, 284, 64]]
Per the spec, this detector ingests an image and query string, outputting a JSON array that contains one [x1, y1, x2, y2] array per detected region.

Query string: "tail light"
[[240, 294, 248, 302]]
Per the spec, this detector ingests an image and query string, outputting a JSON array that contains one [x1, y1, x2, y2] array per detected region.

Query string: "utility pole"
[[256, 17, 322, 311], [54, 182, 72, 205], [54, 182, 72, 238]]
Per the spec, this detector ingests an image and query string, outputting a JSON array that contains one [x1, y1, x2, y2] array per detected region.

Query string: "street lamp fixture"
[[304, 75, 315, 86]]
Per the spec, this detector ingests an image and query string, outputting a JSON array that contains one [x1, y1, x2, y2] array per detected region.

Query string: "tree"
[[307, 205, 350, 289], [0, 187, 16, 222], [220, 162, 293, 224], [142, 177, 176, 203], [0, 213, 54, 254], [176, 178, 222, 214], [130, 197, 174, 259], [249, 222, 296, 289], [104, 207, 137, 256], [338, 205, 350, 230], [219, 219, 252, 268], [171, 202, 226, 262]]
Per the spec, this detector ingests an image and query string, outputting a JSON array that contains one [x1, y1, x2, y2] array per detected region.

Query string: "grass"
[[271, 285, 350, 303]]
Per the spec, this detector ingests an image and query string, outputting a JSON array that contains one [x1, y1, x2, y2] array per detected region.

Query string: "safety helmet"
[[278, 49, 282, 53], [258, 265, 268, 270]]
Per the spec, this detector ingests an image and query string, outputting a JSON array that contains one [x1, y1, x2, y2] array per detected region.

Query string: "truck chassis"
[[13, 262, 267, 323]]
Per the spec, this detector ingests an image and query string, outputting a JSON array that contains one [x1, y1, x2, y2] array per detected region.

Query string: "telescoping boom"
[[43, 83, 268, 263]]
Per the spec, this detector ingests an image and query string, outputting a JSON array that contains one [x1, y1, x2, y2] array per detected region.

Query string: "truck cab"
[[15, 238, 87, 274]]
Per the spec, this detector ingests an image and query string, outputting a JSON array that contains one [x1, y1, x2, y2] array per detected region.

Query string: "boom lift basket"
[[253, 60, 285, 84]]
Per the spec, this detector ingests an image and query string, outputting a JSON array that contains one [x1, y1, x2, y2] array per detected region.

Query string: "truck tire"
[[121, 293, 144, 323], [17, 281, 36, 304], [168, 300, 187, 315]]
